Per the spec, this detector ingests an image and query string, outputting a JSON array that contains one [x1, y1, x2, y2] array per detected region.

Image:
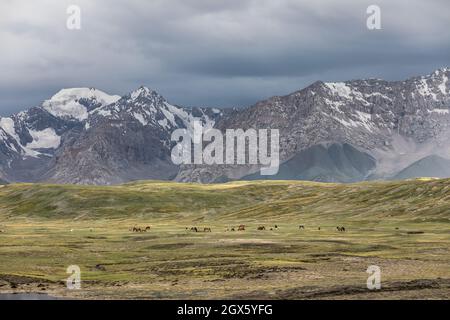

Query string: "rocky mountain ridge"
[[1, 68, 449, 184]]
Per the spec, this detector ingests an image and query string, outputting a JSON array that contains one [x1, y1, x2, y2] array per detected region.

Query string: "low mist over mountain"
[[393, 155, 450, 180], [1, 68, 449, 185]]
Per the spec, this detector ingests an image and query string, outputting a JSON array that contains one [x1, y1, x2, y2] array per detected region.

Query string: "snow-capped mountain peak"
[[129, 86, 155, 100], [433, 67, 450, 74], [42, 87, 121, 121], [90, 86, 168, 122], [89, 86, 219, 132]]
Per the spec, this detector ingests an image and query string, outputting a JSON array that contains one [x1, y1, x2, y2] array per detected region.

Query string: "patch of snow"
[[334, 116, 356, 128], [161, 105, 178, 127], [0, 126, 19, 154], [417, 79, 437, 101], [164, 103, 215, 134], [133, 112, 147, 126], [0, 118, 17, 140], [365, 92, 393, 102], [325, 82, 353, 99], [43, 88, 120, 121], [324, 98, 345, 113], [355, 111, 375, 132], [439, 73, 448, 95], [26, 128, 61, 149], [325, 82, 370, 106], [158, 118, 169, 128], [0, 117, 39, 157], [130, 86, 151, 100], [0, 128, 8, 140], [429, 108, 449, 115], [323, 110, 375, 132], [94, 108, 113, 117]]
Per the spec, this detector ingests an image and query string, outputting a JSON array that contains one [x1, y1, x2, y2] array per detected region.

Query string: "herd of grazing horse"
[[187, 227, 212, 232], [131, 226, 151, 233], [129, 225, 347, 233]]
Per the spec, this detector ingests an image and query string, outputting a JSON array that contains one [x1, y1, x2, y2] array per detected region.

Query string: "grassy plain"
[[0, 179, 449, 299]]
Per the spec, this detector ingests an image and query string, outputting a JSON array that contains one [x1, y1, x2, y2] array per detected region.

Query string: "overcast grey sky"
[[0, 0, 449, 116]]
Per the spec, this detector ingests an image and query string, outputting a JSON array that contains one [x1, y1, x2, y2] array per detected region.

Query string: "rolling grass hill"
[[0, 178, 449, 222]]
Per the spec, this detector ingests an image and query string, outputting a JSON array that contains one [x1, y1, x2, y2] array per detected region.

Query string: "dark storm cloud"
[[0, 0, 449, 115]]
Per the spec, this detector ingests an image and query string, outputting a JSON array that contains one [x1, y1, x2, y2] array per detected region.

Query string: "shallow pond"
[[0, 293, 59, 300]]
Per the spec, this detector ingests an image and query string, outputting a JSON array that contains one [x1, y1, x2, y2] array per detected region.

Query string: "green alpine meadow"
[[0, 178, 449, 299]]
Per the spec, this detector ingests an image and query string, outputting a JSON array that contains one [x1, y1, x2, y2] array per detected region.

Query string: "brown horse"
[[190, 227, 198, 232], [299, 225, 305, 230], [257, 226, 266, 231], [132, 226, 150, 233], [204, 227, 212, 232], [238, 225, 245, 231]]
